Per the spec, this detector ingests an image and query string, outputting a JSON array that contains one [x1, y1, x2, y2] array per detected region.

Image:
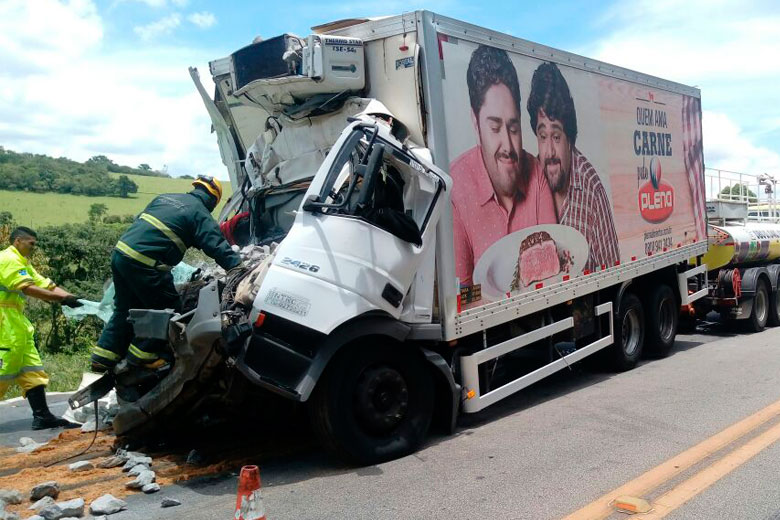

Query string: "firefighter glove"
[[61, 295, 84, 308]]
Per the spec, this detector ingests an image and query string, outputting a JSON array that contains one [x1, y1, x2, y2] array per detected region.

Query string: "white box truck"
[[86, 12, 711, 464]]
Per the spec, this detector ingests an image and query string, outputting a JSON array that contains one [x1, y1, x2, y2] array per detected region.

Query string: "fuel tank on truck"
[[702, 223, 780, 270]]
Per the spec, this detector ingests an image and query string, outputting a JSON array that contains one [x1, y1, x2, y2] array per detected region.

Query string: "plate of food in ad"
[[473, 225, 588, 301]]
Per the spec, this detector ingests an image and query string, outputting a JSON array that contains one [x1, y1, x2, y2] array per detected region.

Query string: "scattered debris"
[[30, 481, 60, 501], [128, 464, 150, 476], [16, 437, 47, 454], [126, 470, 155, 490], [80, 417, 110, 433], [122, 454, 152, 471], [97, 456, 126, 469], [89, 494, 127, 515], [186, 449, 205, 465], [68, 461, 94, 472], [0, 490, 22, 505], [142, 483, 160, 494], [161, 497, 181, 508], [39, 497, 85, 520], [29, 496, 56, 512]]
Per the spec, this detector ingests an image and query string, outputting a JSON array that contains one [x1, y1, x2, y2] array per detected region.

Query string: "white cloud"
[[583, 0, 780, 176], [171, 0, 189, 7], [0, 1, 226, 179], [134, 13, 181, 41], [0, 0, 103, 72], [187, 11, 216, 29], [122, 0, 168, 7], [702, 111, 780, 177]]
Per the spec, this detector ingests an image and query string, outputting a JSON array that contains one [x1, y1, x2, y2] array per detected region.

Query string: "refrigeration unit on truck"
[[124, 11, 710, 464]]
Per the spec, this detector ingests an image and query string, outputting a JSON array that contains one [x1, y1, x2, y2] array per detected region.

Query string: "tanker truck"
[[692, 171, 780, 331], [73, 11, 713, 464]]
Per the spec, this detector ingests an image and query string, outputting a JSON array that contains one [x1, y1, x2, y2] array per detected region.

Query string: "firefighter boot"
[[27, 385, 80, 430]]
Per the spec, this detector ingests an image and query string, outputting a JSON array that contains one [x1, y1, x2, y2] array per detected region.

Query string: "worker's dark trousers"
[[92, 251, 181, 368]]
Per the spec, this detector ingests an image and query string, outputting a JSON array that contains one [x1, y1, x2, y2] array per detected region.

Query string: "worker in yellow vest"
[[0, 227, 82, 429]]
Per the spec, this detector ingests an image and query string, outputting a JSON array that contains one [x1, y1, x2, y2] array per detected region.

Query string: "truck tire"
[[644, 284, 678, 358], [309, 342, 433, 465], [747, 280, 769, 333], [768, 284, 780, 327], [611, 292, 644, 371]]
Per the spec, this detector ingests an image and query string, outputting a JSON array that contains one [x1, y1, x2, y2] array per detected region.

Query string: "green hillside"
[[1, 173, 232, 227]]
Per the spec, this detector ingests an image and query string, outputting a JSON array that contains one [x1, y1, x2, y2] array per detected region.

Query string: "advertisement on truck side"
[[437, 35, 707, 310]]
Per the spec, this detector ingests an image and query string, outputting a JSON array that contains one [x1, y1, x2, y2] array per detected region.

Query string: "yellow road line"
[[562, 397, 780, 520], [643, 419, 780, 518]]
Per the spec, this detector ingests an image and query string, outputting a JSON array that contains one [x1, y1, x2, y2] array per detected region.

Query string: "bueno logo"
[[639, 157, 674, 222]]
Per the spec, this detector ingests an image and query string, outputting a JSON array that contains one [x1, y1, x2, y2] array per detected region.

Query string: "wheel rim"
[[755, 287, 768, 324], [353, 366, 409, 435], [622, 307, 641, 356], [657, 296, 675, 343]]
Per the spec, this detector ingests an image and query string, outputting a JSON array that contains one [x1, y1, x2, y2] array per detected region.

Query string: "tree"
[[721, 183, 757, 202], [116, 175, 138, 198], [88, 203, 108, 222], [138, 163, 152, 171]]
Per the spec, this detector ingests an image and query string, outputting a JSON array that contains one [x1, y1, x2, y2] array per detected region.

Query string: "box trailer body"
[[181, 11, 709, 463]]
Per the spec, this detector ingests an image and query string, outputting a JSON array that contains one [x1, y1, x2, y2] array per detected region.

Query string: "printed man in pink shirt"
[[527, 62, 619, 273], [451, 45, 556, 287]]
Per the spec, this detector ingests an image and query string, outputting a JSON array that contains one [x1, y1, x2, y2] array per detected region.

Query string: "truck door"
[[256, 121, 449, 332]]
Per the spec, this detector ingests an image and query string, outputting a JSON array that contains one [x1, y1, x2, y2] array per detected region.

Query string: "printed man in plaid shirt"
[[527, 62, 620, 272]]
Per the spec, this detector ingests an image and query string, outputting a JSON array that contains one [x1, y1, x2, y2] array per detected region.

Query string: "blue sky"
[[1, 0, 779, 193]]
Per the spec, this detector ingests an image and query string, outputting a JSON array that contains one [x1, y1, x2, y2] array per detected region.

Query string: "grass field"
[[0, 173, 232, 227]]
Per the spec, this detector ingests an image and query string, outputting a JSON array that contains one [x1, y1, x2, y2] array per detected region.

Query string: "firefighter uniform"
[[0, 245, 52, 398], [92, 184, 241, 369]]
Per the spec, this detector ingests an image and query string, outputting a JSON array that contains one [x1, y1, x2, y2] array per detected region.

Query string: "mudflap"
[[112, 281, 226, 436]]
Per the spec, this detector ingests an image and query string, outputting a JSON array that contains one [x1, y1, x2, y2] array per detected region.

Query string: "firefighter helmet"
[[192, 175, 223, 204]]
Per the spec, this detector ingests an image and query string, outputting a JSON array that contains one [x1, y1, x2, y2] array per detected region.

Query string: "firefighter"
[[0, 227, 82, 430], [91, 175, 242, 377]]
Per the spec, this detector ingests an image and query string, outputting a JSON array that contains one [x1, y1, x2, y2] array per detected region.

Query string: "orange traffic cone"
[[234, 465, 266, 520]]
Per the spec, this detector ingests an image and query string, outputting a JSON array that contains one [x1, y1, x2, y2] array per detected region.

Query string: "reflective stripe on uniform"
[[0, 302, 22, 310], [128, 344, 158, 361], [91, 346, 121, 362], [0, 284, 23, 297], [115, 241, 172, 271], [19, 365, 44, 373], [0, 373, 18, 381], [116, 240, 156, 267], [140, 213, 186, 254]]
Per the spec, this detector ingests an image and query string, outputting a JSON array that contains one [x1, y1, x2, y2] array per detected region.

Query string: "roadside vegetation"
[[0, 173, 230, 227], [0, 150, 231, 401]]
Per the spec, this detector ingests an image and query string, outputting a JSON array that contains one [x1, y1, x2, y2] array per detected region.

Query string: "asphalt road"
[[3, 322, 780, 519]]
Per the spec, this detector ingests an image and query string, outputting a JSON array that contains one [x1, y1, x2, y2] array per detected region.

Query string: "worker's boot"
[[114, 359, 172, 403], [27, 385, 80, 430]]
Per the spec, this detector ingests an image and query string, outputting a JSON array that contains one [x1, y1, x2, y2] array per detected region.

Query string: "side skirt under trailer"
[[459, 302, 614, 414]]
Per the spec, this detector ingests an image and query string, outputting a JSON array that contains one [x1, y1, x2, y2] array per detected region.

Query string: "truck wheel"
[[644, 284, 678, 358], [611, 292, 644, 371], [309, 342, 433, 465], [747, 280, 769, 332], [768, 285, 780, 327]]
